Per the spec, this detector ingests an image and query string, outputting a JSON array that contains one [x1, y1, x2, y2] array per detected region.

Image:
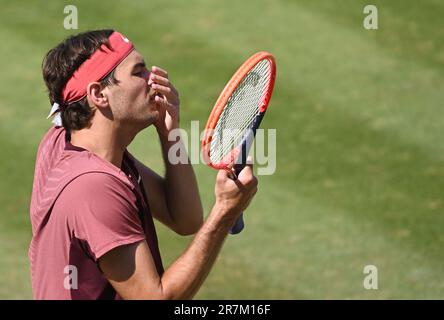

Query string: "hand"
[[149, 66, 180, 136], [214, 158, 258, 218]]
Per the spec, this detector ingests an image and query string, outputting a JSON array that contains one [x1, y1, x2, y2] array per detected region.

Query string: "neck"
[[70, 122, 135, 169]]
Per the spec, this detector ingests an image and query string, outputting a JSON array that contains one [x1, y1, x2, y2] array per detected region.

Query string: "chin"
[[142, 111, 159, 128]]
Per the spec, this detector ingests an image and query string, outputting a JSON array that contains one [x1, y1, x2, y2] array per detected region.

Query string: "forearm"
[[159, 131, 203, 232], [100, 165, 257, 300], [160, 204, 235, 299]]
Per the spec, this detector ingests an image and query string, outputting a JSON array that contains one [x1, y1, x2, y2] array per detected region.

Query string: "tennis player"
[[29, 29, 258, 299]]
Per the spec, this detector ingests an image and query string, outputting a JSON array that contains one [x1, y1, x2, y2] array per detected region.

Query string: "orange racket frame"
[[201, 51, 276, 171], [201, 51, 276, 235]]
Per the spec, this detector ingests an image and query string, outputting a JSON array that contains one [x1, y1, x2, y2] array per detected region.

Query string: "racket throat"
[[233, 111, 265, 174]]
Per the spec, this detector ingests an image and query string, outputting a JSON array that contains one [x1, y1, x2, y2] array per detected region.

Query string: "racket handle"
[[229, 214, 245, 234], [229, 162, 247, 235]]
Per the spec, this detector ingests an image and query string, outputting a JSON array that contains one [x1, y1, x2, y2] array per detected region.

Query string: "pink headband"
[[61, 31, 134, 104]]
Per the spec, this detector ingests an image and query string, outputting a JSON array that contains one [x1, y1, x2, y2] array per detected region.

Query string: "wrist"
[[156, 122, 180, 138], [212, 201, 240, 221], [156, 127, 170, 140], [203, 204, 236, 234]]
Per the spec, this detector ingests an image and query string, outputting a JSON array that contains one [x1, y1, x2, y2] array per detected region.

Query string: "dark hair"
[[42, 29, 119, 132]]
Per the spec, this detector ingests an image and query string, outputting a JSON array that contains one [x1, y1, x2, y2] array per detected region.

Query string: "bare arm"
[[100, 204, 234, 299], [133, 65, 203, 235], [99, 164, 258, 299], [132, 151, 203, 236], [158, 129, 203, 234]]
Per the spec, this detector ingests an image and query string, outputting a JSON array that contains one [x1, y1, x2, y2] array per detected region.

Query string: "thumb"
[[237, 156, 254, 182]]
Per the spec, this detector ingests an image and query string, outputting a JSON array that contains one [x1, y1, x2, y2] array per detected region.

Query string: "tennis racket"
[[201, 51, 277, 234]]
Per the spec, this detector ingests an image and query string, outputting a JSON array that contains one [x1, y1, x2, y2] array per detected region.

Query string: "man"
[[29, 29, 258, 299]]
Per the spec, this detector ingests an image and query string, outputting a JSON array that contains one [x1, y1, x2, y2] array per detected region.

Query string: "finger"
[[218, 169, 245, 190], [154, 81, 178, 98], [151, 83, 175, 96], [168, 81, 178, 96], [153, 86, 179, 106], [237, 163, 254, 185], [150, 73, 170, 86], [154, 95, 176, 113], [151, 66, 168, 78]]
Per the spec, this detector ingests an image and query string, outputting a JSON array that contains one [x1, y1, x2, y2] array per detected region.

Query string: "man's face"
[[103, 50, 159, 129]]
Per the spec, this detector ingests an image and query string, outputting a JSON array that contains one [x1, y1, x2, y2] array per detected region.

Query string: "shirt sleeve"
[[58, 172, 146, 261]]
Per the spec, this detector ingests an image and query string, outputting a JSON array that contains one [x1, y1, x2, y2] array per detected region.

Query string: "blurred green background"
[[1, 0, 443, 299]]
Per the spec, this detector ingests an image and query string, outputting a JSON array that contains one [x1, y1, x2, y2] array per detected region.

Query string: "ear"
[[86, 82, 109, 108]]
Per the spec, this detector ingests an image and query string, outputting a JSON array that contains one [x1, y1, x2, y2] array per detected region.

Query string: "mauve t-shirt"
[[29, 127, 163, 299]]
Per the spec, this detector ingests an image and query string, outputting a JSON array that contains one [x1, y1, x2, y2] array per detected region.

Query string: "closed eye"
[[134, 68, 149, 79], [132, 61, 149, 78]]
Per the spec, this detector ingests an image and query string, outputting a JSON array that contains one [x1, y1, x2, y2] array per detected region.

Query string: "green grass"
[[0, 0, 443, 299]]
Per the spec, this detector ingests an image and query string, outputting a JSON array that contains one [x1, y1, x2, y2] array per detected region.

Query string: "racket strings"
[[210, 59, 271, 163]]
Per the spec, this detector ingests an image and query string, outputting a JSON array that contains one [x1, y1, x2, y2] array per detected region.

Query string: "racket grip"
[[229, 214, 245, 234], [229, 162, 247, 235]]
